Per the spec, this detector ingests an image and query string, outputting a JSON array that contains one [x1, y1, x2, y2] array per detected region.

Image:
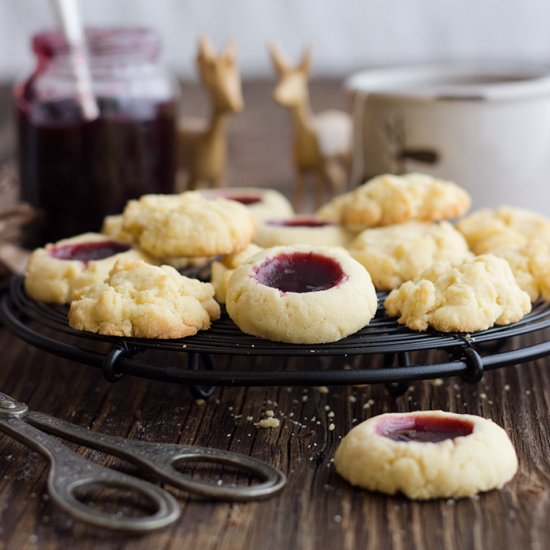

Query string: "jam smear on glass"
[[377, 415, 474, 443], [254, 252, 346, 293], [50, 240, 130, 262]]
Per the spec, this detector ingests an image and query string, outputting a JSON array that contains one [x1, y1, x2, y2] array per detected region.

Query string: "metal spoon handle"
[[28, 411, 286, 500], [0, 416, 179, 532]]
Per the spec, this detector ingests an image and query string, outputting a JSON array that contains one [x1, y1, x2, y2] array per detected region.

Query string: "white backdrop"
[[1, 0, 550, 80]]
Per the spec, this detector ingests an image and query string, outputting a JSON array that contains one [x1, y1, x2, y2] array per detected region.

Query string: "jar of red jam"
[[15, 27, 177, 246]]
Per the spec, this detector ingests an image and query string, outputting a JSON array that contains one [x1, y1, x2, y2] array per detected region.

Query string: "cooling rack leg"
[[102, 345, 132, 382], [188, 352, 216, 400], [383, 352, 410, 397]]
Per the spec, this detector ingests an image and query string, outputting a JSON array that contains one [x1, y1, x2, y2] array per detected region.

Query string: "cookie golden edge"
[[334, 411, 518, 500]]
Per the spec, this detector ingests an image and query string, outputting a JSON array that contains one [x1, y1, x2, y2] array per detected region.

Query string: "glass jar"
[[15, 27, 177, 246]]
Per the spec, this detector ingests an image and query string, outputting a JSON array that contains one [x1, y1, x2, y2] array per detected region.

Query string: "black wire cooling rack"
[[2, 275, 550, 398]]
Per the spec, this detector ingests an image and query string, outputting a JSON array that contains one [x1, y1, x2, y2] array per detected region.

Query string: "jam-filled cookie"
[[317, 173, 471, 231], [24, 233, 151, 304], [210, 244, 263, 303], [226, 245, 378, 344], [69, 259, 220, 338], [120, 192, 256, 258], [384, 254, 531, 332], [335, 411, 518, 500], [200, 187, 294, 221], [347, 221, 471, 290], [253, 217, 353, 248]]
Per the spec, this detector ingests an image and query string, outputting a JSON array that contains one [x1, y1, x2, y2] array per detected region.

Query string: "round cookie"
[[69, 259, 220, 338], [24, 233, 151, 304], [488, 240, 550, 302], [210, 244, 263, 303], [334, 411, 518, 500], [120, 191, 256, 258], [317, 173, 471, 231], [347, 221, 471, 290], [254, 217, 353, 248], [384, 254, 532, 332], [226, 245, 378, 344], [200, 187, 294, 221], [456, 205, 550, 254], [102, 213, 213, 270]]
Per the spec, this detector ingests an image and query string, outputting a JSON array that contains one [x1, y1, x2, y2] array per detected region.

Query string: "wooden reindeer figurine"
[[177, 37, 243, 189], [269, 43, 352, 209]]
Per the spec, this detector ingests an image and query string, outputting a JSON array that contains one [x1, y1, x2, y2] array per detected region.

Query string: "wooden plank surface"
[[0, 82, 549, 550]]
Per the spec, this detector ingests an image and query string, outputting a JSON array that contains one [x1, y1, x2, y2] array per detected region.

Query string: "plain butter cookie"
[[384, 255, 531, 332], [347, 221, 471, 290], [226, 245, 378, 344], [317, 173, 471, 231], [120, 192, 256, 258], [456, 206, 550, 254], [69, 259, 220, 338], [24, 233, 151, 304], [489, 241, 550, 302], [334, 411, 518, 500]]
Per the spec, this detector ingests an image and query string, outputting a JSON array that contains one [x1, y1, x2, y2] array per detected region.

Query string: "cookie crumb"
[[246, 416, 254, 422], [334, 514, 342, 523], [480, 392, 487, 400], [195, 399, 205, 406], [328, 411, 335, 418], [504, 384, 511, 391], [265, 410, 275, 418], [256, 417, 280, 429], [328, 423, 335, 431], [348, 395, 357, 403], [316, 386, 329, 394], [432, 378, 444, 387]]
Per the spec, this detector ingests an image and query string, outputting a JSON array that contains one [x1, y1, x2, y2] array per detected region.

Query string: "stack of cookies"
[[23, 173, 548, 343], [25, 191, 259, 339]]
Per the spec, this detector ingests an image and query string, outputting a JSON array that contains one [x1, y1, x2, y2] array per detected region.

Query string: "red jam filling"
[[267, 218, 333, 228], [376, 415, 474, 443], [49, 240, 130, 262], [206, 191, 261, 205], [226, 194, 262, 205], [254, 252, 346, 293]]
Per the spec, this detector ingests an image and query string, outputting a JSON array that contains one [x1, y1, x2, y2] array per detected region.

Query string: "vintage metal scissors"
[[0, 392, 286, 533]]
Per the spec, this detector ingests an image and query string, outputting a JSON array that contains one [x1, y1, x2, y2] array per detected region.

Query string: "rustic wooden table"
[[0, 82, 549, 550]]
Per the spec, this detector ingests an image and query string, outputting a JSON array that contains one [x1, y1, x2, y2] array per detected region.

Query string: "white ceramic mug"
[[346, 63, 550, 215]]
